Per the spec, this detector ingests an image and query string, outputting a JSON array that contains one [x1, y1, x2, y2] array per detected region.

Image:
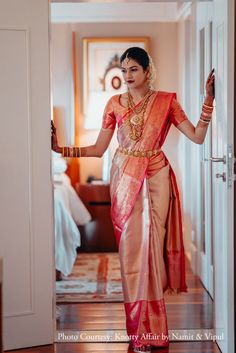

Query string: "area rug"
[[56, 252, 124, 303]]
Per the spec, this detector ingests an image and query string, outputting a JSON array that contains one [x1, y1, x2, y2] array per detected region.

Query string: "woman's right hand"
[[51, 121, 61, 153]]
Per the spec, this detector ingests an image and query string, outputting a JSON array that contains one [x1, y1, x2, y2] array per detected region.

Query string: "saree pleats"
[[118, 164, 171, 346]]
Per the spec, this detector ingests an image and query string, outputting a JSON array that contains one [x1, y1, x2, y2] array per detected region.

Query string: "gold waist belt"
[[118, 146, 161, 158]]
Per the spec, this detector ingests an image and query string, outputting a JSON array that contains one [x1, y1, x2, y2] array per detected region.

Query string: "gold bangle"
[[200, 116, 211, 122], [202, 104, 213, 113], [69, 147, 72, 157], [202, 110, 213, 116], [62, 147, 66, 157], [199, 118, 210, 124], [76, 147, 81, 157], [200, 116, 211, 121], [202, 109, 213, 116], [201, 111, 212, 118], [203, 103, 214, 109], [202, 114, 212, 119], [62, 146, 72, 157]]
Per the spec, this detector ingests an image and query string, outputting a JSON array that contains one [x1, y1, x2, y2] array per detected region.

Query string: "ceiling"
[[50, 1, 211, 23], [51, 2, 184, 23]]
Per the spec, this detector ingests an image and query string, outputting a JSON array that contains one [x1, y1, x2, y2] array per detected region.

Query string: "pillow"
[[52, 151, 67, 175]]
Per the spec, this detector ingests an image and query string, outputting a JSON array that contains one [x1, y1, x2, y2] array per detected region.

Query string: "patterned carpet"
[[56, 252, 124, 303]]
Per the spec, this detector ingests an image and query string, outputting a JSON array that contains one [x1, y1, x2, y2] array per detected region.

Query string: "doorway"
[[51, 1, 234, 353]]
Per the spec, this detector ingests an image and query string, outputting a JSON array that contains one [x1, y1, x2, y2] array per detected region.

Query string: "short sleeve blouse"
[[169, 99, 188, 127]]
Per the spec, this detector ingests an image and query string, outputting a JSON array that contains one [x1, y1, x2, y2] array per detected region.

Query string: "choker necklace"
[[126, 89, 154, 141]]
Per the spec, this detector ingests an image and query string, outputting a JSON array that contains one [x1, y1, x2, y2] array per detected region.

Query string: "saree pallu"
[[105, 91, 188, 347]]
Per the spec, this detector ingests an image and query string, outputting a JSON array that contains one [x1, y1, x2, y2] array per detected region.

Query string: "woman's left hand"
[[51, 121, 61, 153], [205, 69, 215, 99]]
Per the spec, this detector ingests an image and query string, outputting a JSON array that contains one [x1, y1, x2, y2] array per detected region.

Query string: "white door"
[[196, 2, 214, 298], [211, 0, 234, 352], [0, 0, 54, 350]]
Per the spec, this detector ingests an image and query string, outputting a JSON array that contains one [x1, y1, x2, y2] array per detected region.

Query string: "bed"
[[52, 152, 91, 277]]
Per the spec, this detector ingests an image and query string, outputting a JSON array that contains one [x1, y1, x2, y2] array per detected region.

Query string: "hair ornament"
[[147, 54, 156, 89], [125, 51, 130, 64]]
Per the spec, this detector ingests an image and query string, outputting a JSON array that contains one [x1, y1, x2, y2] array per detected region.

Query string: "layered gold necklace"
[[126, 89, 154, 141]]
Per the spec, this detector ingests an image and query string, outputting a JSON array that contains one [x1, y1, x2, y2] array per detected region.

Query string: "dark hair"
[[120, 47, 150, 71]]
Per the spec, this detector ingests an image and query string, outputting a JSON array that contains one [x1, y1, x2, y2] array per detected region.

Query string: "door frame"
[[227, 0, 235, 350], [212, 0, 235, 352], [234, 0, 236, 347]]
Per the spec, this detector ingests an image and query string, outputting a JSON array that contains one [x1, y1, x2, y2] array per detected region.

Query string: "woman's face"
[[121, 58, 148, 89]]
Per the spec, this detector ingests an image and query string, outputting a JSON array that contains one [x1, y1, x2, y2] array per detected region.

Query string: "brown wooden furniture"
[[75, 183, 118, 252]]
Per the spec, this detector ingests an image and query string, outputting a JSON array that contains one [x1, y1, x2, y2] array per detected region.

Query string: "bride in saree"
[[51, 47, 215, 352]]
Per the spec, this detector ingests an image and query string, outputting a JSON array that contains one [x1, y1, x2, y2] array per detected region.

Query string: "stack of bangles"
[[199, 103, 214, 124], [62, 146, 81, 158]]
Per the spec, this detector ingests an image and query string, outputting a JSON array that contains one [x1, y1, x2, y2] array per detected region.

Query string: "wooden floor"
[[8, 258, 221, 353]]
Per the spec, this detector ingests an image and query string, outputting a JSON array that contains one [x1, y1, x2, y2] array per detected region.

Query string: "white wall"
[[51, 24, 74, 145]]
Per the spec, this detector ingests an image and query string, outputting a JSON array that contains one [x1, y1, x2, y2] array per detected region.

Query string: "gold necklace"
[[126, 90, 153, 141], [128, 89, 152, 114]]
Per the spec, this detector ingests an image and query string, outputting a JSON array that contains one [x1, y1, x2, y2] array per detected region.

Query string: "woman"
[[51, 47, 215, 352]]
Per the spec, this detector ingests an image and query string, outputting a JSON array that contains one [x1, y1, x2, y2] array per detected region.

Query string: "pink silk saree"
[[102, 91, 188, 347]]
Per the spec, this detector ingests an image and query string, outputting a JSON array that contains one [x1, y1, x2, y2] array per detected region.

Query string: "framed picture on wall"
[[82, 37, 150, 129]]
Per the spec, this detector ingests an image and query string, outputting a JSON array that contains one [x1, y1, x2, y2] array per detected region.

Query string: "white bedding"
[[54, 188, 81, 276], [53, 153, 91, 276], [54, 173, 91, 226]]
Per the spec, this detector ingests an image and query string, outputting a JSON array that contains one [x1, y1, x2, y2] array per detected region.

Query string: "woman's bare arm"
[[51, 122, 114, 158], [177, 96, 214, 145], [176, 70, 215, 145]]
